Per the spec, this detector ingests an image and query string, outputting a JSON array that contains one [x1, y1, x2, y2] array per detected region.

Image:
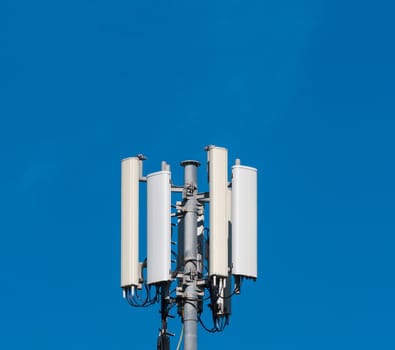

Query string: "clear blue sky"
[[1, 1, 394, 349]]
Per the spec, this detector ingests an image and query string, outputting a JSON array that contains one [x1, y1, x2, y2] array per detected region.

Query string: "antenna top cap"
[[204, 145, 228, 152], [180, 160, 201, 167]]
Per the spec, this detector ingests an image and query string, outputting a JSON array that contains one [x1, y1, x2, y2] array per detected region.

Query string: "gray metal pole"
[[181, 160, 200, 350]]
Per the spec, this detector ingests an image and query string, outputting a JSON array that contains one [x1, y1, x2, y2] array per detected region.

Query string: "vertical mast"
[[180, 160, 200, 350]]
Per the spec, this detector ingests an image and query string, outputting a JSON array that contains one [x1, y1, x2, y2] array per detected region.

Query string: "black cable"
[[215, 288, 238, 300], [198, 315, 217, 333], [126, 287, 148, 307], [125, 283, 159, 307], [214, 315, 229, 332], [182, 300, 199, 310], [204, 280, 231, 333]]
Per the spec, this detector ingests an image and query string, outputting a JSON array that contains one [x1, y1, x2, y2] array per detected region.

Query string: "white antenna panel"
[[231, 165, 258, 279], [121, 157, 140, 288], [147, 171, 171, 285], [208, 146, 229, 277]]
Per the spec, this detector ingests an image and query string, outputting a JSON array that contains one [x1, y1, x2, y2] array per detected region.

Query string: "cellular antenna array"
[[121, 146, 258, 350]]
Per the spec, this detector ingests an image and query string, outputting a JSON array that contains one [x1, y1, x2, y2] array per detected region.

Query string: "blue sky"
[[1, 0, 394, 349]]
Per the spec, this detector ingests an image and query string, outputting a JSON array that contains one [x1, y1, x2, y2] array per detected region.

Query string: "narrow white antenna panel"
[[223, 188, 232, 315], [208, 146, 229, 277], [121, 157, 140, 288], [147, 171, 171, 285], [232, 165, 258, 279]]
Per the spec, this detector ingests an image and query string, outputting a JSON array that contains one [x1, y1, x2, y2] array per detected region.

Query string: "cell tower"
[[121, 146, 258, 350]]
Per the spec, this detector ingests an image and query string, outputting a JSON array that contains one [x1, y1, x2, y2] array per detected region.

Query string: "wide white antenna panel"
[[147, 170, 171, 285], [208, 146, 229, 277], [121, 157, 140, 288], [231, 165, 258, 279]]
